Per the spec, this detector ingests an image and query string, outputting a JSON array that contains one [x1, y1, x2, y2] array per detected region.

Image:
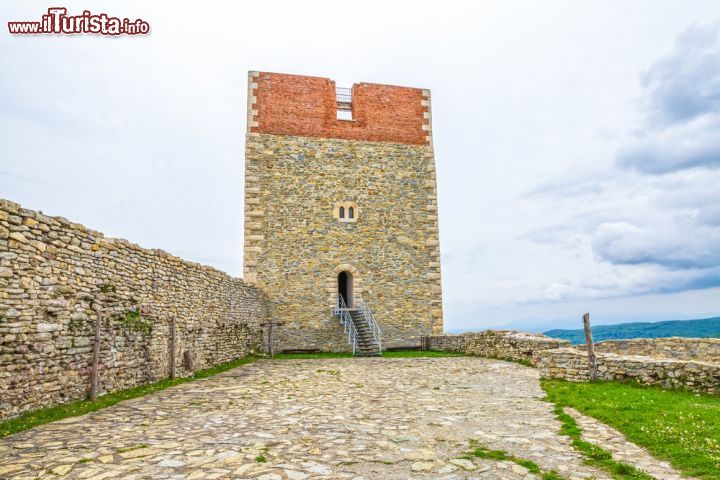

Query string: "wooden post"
[[90, 313, 102, 401], [260, 321, 283, 358], [169, 317, 176, 379], [268, 322, 275, 357], [583, 312, 598, 381]]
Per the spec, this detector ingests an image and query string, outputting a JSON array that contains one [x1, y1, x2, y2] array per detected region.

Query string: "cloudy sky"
[[2, 1, 719, 331]]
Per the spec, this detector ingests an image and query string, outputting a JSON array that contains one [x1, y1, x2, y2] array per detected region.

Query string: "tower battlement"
[[247, 71, 432, 145]]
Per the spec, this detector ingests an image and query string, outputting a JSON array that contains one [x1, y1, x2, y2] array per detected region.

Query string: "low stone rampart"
[[423, 333, 466, 352], [538, 347, 720, 394], [0, 199, 269, 420], [588, 337, 720, 363], [423, 330, 569, 364]]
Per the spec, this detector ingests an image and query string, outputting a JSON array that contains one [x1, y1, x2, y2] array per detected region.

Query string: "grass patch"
[[551, 405, 650, 479], [255, 454, 267, 463], [0, 355, 258, 438], [485, 355, 533, 367], [273, 352, 354, 359], [543, 379, 720, 479], [272, 350, 463, 360], [383, 350, 463, 357], [114, 310, 152, 335], [117, 444, 148, 454], [468, 441, 560, 478]]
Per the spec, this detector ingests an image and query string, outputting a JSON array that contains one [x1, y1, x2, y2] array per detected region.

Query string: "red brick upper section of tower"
[[247, 72, 432, 145]]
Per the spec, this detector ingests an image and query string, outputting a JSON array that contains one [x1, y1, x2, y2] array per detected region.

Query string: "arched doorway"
[[338, 271, 354, 308]]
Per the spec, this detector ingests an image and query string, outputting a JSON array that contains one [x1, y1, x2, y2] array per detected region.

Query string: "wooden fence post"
[[583, 312, 598, 381], [260, 321, 283, 357], [268, 322, 275, 357], [169, 317, 176, 379], [90, 312, 102, 401]]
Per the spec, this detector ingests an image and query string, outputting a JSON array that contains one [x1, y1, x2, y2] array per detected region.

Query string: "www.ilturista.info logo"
[[8, 8, 150, 35]]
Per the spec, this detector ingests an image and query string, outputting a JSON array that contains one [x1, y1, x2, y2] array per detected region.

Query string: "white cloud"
[[521, 20, 720, 306], [591, 221, 720, 269], [641, 21, 720, 126], [617, 113, 720, 173]]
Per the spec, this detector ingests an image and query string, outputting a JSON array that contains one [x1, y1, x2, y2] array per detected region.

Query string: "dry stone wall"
[[590, 337, 720, 363], [425, 330, 569, 364], [423, 333, 466, 352], [426, 330, 720, 394], [0, 199, 268, 420], [538, 348, 720, 394]]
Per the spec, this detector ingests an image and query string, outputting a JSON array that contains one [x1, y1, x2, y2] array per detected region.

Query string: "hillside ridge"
[[544, 317, 720, 344]]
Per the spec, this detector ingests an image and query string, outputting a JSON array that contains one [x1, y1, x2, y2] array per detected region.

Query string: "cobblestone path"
[[0, 358, 687, 479]]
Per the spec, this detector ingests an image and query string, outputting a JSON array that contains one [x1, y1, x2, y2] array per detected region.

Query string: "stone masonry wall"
[[590, 337, 720, 363], [464, 331, 570, 364], [244, 71, 442, 352], [0, 199, 269, 420], [424, 334, 466, 353], [537, 348, 720, 395], [424, 330, 569, 364], [244, 133, 443, 351]]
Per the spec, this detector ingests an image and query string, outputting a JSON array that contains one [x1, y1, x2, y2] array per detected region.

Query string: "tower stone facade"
[[243, 71, 443, 351]]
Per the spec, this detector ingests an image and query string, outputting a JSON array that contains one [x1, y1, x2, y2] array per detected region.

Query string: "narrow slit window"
[[348, 207, 354, 219], [339, 206, 345, 218]]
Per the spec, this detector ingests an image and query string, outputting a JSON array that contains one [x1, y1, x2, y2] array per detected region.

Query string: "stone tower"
[[243, 71, 443, 351]]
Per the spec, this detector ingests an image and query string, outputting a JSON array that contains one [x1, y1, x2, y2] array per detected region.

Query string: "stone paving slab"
[[0, 357, 675, 479]]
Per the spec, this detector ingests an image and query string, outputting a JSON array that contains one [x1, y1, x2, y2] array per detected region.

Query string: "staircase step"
[[338, 303, 381, 357]]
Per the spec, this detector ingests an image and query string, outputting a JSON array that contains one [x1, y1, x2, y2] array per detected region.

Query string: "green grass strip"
[[467, 441, 564, 479], [382, 350, 464, 357], [0, 355, 258, 438], [484, 355, 534, 367], [550, 404, 653, 480], [542, 378, 720, 480], [272, 350, 464, 359]]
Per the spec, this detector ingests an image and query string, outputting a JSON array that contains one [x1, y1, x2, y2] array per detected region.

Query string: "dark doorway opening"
[[338, 271, 354, 307]]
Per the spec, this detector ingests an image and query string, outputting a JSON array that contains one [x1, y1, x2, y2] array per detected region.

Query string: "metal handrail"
[[356, 298, 382, 353], [336, 87, 352, 105], [334, 294, 358, 354]]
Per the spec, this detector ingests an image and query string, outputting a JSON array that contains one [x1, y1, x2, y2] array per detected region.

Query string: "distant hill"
[[544, 317, 720, 344]]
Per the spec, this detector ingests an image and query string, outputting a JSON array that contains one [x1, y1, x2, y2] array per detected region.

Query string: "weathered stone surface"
[[590, 337, 720, 363], [0, 199, 269, 420], [424, 330, 569, 365], [244, 133, 443, 351], [423, 333, 466, 352], [0, 357, 624, 480]]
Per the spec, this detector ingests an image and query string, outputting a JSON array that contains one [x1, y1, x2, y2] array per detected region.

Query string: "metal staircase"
[[334, 296, 382, 356]]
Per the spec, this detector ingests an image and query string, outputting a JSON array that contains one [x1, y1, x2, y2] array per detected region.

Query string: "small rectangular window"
[[336, 86, 353, 121], [337, 109, 352, 121]]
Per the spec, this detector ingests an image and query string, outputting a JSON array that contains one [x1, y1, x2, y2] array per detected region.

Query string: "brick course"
[[249, 71, 430, 145]]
